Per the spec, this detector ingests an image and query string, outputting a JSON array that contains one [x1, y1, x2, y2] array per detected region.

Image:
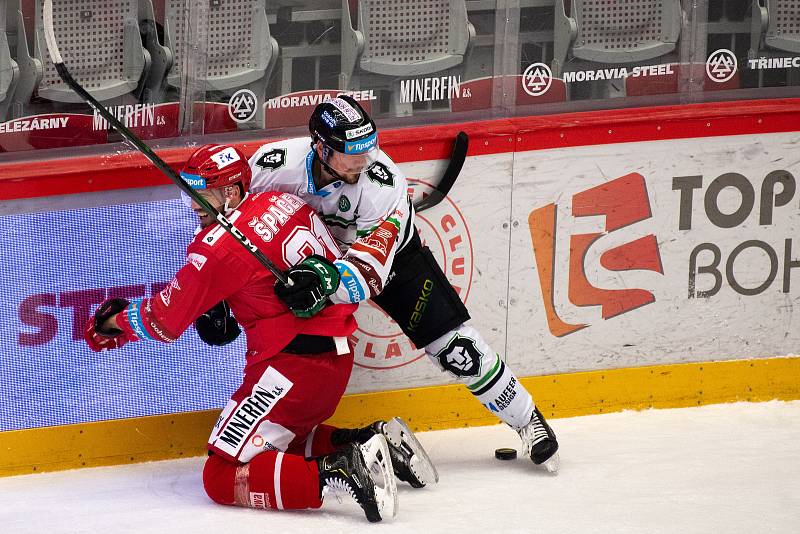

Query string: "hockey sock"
[[300, 424, 341, 457], [425, 325, 535, 429], [330, 423, 380, 447], [203, 451, 322, 510]]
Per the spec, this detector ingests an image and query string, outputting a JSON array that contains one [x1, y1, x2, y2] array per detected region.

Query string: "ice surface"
[[2, 401, 799, 533]]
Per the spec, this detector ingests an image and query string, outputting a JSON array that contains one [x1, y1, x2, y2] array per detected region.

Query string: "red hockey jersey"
[[120, 191, 357, 367]]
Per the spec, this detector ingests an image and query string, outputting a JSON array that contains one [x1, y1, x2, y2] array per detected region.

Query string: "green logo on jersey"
[[338, 195, 352, 212]]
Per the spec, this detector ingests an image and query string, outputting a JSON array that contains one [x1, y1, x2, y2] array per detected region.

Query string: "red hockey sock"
[[302, 424, 340, 457], [203, 451, 322, 510]]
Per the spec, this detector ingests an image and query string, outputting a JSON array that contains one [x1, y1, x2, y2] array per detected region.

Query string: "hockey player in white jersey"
[[198, 95, 559, 472]]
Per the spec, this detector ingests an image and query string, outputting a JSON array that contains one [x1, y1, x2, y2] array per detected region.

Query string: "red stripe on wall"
[[1, 99, 798, 201], [510, 99, 800, 152]]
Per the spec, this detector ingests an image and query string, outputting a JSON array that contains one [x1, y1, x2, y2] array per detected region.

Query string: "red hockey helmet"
[[180, 144, 252, 192]]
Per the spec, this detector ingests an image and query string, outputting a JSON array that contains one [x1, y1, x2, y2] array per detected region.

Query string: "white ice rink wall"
[[350, 102, 800, 390], [509, 132, 800, 373], [2, 100, 799, 476]]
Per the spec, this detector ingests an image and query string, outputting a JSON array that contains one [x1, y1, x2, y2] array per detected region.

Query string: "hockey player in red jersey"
[[82, 145, 436, 522]]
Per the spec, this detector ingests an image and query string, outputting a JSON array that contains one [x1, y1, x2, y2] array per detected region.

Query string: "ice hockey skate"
[[379, 417, 439, 488], [335, 417, 439, 488], [317, 435, 397, 522], [517, 407, 560, 474]]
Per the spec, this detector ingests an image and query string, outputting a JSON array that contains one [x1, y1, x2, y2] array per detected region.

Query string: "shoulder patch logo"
[[187, 252, 208, 271], [255, 148, 287, 171], [367, 161, 395, 187], [338, 195, 351, 212]]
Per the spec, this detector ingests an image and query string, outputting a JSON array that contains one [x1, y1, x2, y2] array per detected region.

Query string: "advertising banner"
[[6, 130, 800, 432], [1, 152, 514, 431], [508, 131, 800, 376], [2, 198, 245, 431]]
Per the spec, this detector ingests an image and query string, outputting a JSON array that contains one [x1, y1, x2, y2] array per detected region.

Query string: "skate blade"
[[386, 417, 439, 484], [539, 452, 560, 474], [361, 435, 398, 519]]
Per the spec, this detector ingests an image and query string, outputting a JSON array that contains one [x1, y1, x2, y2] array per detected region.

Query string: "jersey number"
[[282, 213, 341, 266]]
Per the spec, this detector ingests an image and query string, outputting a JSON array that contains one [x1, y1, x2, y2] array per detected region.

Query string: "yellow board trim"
[[2, 356, 799, 477]]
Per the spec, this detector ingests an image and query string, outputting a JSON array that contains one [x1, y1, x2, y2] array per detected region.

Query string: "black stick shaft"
[[413, 131, 468, 212], [52, 63, 290, 285]]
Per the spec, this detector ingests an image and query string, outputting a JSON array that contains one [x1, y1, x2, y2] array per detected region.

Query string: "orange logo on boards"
[[528, 173, 663, 337]]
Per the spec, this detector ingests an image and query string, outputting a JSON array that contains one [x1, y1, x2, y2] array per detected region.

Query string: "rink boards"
[[2, 100, 800, 475]]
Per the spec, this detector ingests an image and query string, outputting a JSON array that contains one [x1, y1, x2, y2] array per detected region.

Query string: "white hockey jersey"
[[249, 137, 415, 305]]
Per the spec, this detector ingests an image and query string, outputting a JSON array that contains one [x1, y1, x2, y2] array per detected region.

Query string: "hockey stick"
[[412, 131, 468, 212], [42, 0, 290, 285]]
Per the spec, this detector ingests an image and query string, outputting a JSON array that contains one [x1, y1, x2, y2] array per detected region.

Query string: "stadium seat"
[[0, 0, 20, 121], [552, 0, 681, 97], [749, 0, 800, 86], [0, 1, 113, 149], [750, 0, 800, 56], [161, 0, 279, 127], [553, 0, 682, 75], [32, 0, 149, 104], [340, 0, 475, 116], [139, 0, 172, 106], [6, 0, 39, 119]]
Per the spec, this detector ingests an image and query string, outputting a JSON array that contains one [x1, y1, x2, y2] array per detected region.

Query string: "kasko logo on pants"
[[528, 173, 664, 337]]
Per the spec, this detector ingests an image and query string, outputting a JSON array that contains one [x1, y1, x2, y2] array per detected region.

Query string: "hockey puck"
[[494, 448, 517, 460]]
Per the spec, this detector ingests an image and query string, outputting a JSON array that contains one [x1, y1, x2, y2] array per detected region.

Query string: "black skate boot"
[[517, 407, 560, 473], [317, 435, 397, 522], [333, 417, 438, 488]]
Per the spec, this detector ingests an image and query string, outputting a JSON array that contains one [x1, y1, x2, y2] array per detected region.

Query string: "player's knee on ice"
[[203, 454, 236, 505]]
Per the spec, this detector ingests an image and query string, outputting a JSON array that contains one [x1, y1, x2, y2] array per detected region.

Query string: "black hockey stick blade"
[[42, 0, 289, 285], [413, 131, 468, 212]]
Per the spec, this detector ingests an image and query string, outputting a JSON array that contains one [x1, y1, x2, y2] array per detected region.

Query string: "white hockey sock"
[[425, 325, 534, 429]]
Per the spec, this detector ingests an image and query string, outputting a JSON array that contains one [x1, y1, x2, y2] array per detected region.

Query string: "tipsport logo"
[[180, 172, 206, 190], [345, 133, 377, 154], [528, 173, 663, 337]]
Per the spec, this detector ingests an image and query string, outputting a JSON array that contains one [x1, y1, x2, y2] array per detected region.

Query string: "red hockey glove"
[[84, 298, 132, 352]]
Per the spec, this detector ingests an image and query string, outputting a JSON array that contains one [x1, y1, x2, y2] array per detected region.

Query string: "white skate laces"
[[519, 412, 550, 455], [517, 408, 560, 474]]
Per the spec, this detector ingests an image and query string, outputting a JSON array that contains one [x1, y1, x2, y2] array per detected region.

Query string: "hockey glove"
[[275, 255, 340, 318], [84, 298, 130, 352], [195, 300, 241, 346]]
